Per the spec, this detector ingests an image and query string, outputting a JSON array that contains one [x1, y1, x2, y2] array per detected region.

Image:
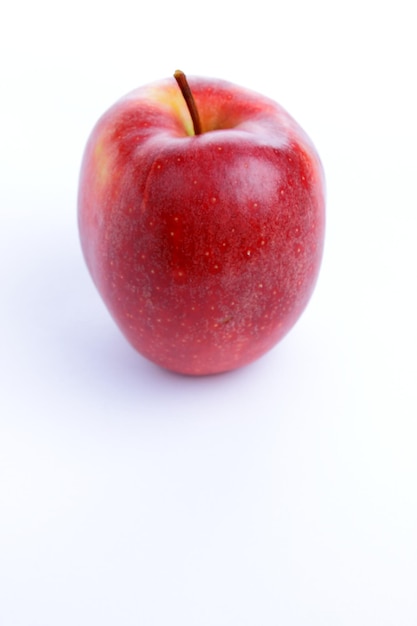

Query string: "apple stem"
[[174, 70, 202, 136]]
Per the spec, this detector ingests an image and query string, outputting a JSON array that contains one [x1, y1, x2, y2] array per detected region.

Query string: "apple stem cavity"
[[174, 70, 202, 136]]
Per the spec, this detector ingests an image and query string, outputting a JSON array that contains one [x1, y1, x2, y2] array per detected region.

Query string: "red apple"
[[78, 71, 325, 375]]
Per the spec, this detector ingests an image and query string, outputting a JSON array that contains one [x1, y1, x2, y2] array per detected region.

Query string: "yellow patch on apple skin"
[[144, 83, 195, 136], [92, 135, 114, 188]]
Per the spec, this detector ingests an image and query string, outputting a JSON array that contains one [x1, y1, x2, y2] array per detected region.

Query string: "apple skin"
[[78, 75, 325, 375]]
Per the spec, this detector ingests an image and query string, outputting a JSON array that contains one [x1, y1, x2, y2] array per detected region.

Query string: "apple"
[[78, 71, 325, 375]]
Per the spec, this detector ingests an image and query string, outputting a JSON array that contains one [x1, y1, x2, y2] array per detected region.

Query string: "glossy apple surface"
[[78, 74, 325, 375]]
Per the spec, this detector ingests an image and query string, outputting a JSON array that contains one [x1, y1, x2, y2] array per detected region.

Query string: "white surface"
[[1, 0, 417, 624]]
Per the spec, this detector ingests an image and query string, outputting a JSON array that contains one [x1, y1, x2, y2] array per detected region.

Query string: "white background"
[[1, 0, 416, 624]]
